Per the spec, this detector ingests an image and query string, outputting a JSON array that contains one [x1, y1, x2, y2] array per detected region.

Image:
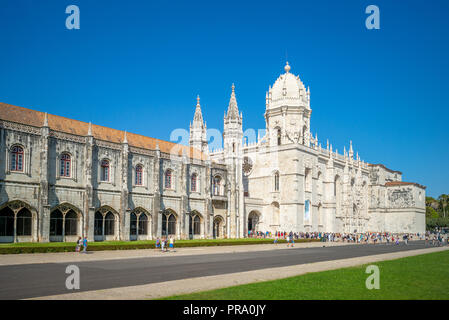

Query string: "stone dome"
[[267, 62, 310, 110]]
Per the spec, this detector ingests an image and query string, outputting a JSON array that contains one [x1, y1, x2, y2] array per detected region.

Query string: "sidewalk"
[[29, 245, 449, 300], [0, 240, 352, 266]]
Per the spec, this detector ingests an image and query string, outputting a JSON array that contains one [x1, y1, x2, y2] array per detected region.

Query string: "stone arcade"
[[0, 62, 425, 243]]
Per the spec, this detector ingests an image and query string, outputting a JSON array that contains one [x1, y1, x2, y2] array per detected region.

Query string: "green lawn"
[[0, 238, 319, 254], [163, 250, 449, 300]]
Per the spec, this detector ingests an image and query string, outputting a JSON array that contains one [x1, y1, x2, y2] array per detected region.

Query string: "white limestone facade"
[[0, 62, 425, 243], [209, 62, 425, 236]]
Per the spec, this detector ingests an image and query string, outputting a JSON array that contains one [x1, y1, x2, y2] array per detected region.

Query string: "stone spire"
[[123, 131, 128, 144], [226, 83, 240, 121], [349, 140, 354, 159], [43, 112, 48, 127], [189, 95, 208, 154], [193, 95, 204, 126], [87, 122, 92, 136]]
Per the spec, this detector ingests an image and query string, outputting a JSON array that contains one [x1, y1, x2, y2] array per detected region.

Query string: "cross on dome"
[[284, 61, 291, 73]]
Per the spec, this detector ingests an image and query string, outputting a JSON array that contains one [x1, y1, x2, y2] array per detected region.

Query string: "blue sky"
[[0, 0, 448, 197]]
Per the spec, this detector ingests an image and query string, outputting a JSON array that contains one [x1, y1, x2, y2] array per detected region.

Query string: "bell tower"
[[189, 95, 208, 154], [223, 84, 244, 238], [265, 62, 312, 147]]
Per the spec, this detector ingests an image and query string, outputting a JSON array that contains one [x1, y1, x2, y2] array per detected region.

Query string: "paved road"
[[0, 241, 437, 299]]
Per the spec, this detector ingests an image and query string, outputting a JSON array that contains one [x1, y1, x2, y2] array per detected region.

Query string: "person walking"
[[155, 237, 160, 250], [169, 236, 174, 251], [75, 236, 82, 253], [82, 236, 88, 253], [160, 237, 165, 252]]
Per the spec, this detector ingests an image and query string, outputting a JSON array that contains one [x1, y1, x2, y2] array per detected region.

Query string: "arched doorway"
[[188, 211, 202, 239], [50, 203, 83, 242], [94, 206, 119, 241], [161, 210, 177, 238], [213, 215, 224, 239], [271, 202, 280, 232], [130, 208, 151, 241], [317, 203, 323, 231], [247, 211, 260, 236], [0, 201, 37, 243], [0, 207, 14, 243]]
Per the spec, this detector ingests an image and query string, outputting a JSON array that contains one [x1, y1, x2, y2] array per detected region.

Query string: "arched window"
[[50, 210, 63, 236], [104, 212, 115, 235], [302, 126, 307, 144], [168, 214, 176, 235], [317, 172, 323, 195], [274, 172, 280, 192], [277, 128, 281, 146], [130, 212, 137, 236], [101, 160, 110, 182], [304, 200, 311, 222], [165, 170, 172, 189], [191, 173, 198, 192], [64, 210, 78, 236], [138, 213, 148, 235], [135, 165, 143, 185], [213, 176, 221, 196], [11, 146, 24, 172], [16, 208, 32, 236], [94, 212, 103, 236], [305, 168, 311, 192], [163, 212, 177, 235], [0, 207, 14, 237], [318, 204, 322, 226], [334, 176, 339, 197], [60, 153, 71, 177], [193, 215, 201, 235]]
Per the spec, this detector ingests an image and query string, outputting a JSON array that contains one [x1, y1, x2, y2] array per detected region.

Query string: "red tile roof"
[[0, 102, 207, 160], [368, 163, 402, 174], [385, 181, 426, 189]]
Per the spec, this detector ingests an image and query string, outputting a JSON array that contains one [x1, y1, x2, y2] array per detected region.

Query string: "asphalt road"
[[0, 241, 436, 299]]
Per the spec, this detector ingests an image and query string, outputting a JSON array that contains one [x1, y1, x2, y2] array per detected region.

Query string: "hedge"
[[0, 238, 320, 254]]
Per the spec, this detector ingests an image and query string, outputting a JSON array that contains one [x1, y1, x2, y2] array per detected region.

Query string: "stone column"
[[84, 127, 94, 240], [153, 147, 161, 238], [120, 135, 129, 241], [39, 118, 50, 242]]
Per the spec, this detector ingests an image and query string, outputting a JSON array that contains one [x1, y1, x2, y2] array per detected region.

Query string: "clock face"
[[243, 156, 253, 176]]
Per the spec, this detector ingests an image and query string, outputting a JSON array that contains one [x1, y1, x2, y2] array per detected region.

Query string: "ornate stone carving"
[[388, 188, 415, 208], [50, 131, 86, 144], [242, 156, 253, 176], [0, 120, 41, 135], [96, 140, 121, 150], [285, 129, 301, 144]]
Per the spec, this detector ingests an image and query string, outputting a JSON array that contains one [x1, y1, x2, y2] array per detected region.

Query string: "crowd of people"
[[248, 230, 449, 246], [74, 230, 447, 253], [75, 236, 88, 253], [155, 236, 175, 252]]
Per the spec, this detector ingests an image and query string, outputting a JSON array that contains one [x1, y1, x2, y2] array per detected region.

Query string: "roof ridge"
[[0, 102, 206, 160]]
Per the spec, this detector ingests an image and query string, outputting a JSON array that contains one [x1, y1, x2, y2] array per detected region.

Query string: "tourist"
[[75, 236, 82, 253], [155, 237, 160, 249], [161, 237, 166, 252], [82, 236, 88, 253], [274, 234, 278, 244], [169, 236, 174, 251]]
